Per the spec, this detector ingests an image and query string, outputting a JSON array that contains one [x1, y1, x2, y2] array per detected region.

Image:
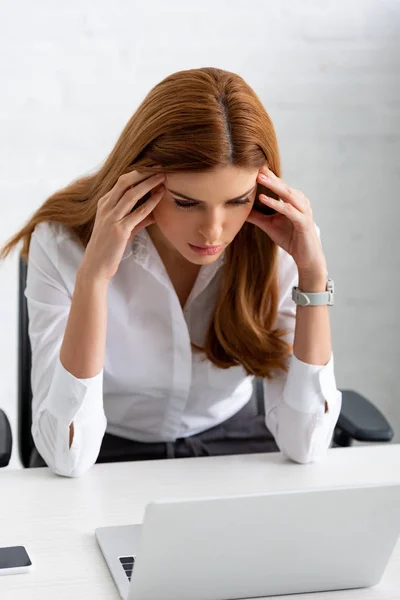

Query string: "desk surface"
[[1, 444, 400, 600]]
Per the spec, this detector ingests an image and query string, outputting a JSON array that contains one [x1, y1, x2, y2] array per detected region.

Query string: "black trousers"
[[29, 398, 279, 468]]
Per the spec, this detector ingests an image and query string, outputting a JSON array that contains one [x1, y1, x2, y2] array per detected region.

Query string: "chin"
[[186, 253, 221, 265]]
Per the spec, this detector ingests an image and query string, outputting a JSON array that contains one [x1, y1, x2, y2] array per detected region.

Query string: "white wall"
[[1, 0, 399, 468]]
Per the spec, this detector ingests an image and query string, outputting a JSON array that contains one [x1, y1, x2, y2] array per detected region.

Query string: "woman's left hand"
[[246, 166, 328, 279]]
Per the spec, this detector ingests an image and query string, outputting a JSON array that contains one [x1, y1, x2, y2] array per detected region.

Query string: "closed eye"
[[173, 198, 251, 209]]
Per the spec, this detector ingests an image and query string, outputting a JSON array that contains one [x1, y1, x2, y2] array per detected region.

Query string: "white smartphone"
[[0, 546, 33, 575]]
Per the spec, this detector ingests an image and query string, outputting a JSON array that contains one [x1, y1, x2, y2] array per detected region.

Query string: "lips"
[[188, 243, 224, 256], [191, 244, 222, 250]]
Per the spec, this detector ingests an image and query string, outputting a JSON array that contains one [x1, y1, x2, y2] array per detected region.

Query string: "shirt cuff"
[[43, 355, 104, 426], [283, 352, 338, 418]]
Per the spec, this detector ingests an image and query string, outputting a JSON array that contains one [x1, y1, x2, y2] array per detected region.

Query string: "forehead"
[[165, 165, 260, 201]]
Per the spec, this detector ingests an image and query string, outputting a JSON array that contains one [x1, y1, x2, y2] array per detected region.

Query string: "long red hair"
[[0, 67, 292, 378]]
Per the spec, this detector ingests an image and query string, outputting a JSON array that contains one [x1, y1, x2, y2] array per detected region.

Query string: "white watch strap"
[[292, 278, 334, 306]]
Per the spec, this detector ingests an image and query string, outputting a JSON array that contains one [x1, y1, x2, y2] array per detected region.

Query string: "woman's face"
[[151, 165, 260, 265]]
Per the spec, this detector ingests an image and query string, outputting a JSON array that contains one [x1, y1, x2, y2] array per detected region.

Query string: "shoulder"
[[32, 221, 77, 247], [31, 221, 84, 260], [30, 222, 85, 284]]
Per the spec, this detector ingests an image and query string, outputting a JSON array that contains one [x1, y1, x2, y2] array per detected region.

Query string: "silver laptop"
[[95, 482, 400, 600]]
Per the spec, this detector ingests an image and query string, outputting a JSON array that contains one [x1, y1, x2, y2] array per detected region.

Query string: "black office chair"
[[16, 256, 395, 468], [0, 408, 12, 467]]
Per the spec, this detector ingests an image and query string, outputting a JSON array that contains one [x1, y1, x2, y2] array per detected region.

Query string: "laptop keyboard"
[[119, 556, 136, 581]]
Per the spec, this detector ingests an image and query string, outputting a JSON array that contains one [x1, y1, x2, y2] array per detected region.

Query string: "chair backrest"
[[18, 256, 35, 467]]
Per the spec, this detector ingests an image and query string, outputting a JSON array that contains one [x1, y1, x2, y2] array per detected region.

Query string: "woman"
[[0, 67, 341, 477]]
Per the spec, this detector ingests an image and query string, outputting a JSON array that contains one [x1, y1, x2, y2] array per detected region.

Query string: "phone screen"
[[0, 546, 32, 569]]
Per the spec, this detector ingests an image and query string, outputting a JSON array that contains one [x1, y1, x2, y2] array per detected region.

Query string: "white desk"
[[1, 444, 400, 600]]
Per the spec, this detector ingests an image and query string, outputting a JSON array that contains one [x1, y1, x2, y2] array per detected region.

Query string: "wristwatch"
[[292, 277, 334, 306]]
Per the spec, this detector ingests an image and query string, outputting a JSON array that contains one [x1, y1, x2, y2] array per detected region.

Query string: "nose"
[[198, 210, 224, 244]]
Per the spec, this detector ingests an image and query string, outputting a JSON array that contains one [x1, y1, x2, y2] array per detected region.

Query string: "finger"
[[121, 187, 164, 230], [246, 211, 266, 230], [97, 189, 112, 209], [112, 177, 165, 221], [108, 172, 165, 210], [258, 173, 306, 212], [258, 193, 304, 225], [129, 213, 156, 238], [102, 172, 149, 210]]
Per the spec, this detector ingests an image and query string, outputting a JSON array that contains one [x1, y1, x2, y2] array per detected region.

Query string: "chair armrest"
[[0, 408, 12, 467], [335, 389, 394, 445]]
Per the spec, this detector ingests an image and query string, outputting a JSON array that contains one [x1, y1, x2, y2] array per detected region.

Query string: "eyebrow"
[[166, 184, 257, 203]]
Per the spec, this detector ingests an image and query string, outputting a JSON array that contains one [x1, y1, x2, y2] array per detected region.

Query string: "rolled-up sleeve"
[[263, 226, 342, 464], [25, 223, 107, 477]]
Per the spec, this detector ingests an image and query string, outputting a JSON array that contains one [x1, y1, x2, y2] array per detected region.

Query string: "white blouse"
[[25, 221, 342, 477]]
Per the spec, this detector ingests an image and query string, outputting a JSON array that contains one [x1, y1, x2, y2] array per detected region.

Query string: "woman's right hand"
[[79, 171, 166, 283]]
